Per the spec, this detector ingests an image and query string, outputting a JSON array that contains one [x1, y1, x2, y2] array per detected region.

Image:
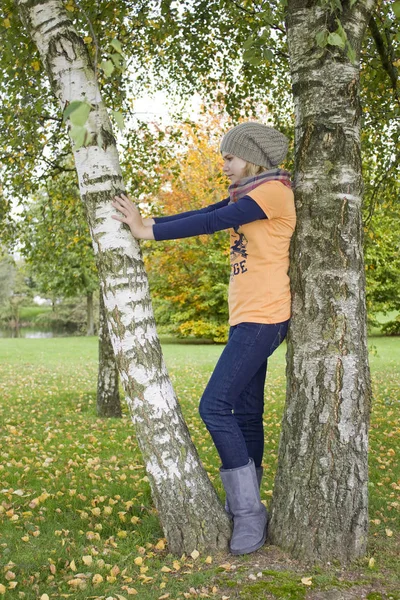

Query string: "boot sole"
[[230, 524, 267, 555]]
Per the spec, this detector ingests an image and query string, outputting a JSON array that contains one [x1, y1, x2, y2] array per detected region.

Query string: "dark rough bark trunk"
[[268, 0, 376, 563], [97, 291, 121, 418], [17, 0, 231, 555], [86, 291, 94, 336]]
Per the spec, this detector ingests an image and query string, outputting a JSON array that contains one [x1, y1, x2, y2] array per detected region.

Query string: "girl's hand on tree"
[[112, 193, 155, 240]]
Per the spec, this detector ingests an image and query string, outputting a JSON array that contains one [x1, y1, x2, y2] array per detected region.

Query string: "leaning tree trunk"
[[17, 0, 231, 554], [269, 0, 376, 563], [97, 290, 122, 418]]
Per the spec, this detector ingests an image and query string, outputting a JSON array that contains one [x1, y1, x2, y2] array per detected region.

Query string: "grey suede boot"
[[220, 459, 268, 555], [224, 465, 263, 518]]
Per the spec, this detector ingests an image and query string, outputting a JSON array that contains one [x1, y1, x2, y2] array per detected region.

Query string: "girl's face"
[[222, 152, 247, 184]]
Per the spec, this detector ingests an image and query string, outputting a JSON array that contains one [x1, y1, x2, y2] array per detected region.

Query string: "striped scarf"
[[228, 169, 292, 204]]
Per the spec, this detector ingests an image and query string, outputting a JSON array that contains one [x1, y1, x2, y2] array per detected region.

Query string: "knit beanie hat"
[[220, 122, 289, 169]]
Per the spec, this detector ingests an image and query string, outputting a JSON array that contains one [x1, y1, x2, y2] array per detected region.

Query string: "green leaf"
[[332, 0, 343, 12], [243, 36, 254, 50], [110, 53, 126, 71], [315, 30, 328, 47], [327, 32, 346, 49], [110, 38, 123, 54], [68, 102, 91, 127], [261, 48, 274, 61], [393, 1, 400, 18], [243, 48, 256, 61], [69, 125, 86, 150], [346, 44, 357, 64], [246, 55, 263, 66], [350, 0, 358, 7], [100, 59, 115, 77], [111, 110, 125, 132], [63, 101, 85, 123]]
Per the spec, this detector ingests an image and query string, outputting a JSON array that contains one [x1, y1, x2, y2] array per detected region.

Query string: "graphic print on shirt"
[[230, 228, 248, 279]]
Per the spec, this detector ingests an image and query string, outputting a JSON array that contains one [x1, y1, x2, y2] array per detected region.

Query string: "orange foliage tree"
[[142, 115, 231, 342]]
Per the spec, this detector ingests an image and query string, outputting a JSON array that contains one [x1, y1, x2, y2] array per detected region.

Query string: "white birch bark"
[[268, 0, 376, 562], [16, 0, 230, 554]]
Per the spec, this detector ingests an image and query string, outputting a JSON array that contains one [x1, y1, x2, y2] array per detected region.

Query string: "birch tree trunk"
[[16, 0, 230, 554], [97, 290, 122, 418], [86, 290, 94, 336], [269, 0, 376, 563]]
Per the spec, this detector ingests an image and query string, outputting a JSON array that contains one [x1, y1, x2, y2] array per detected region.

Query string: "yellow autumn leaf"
[[40, 595, 50, 600], [21, 535, 29, 542], [205, 555, 212, 564], [385, 528, 393, 537], [131, 516, 140, 524], [155, 538, 166, 550], [301, 576, 313, 586], [82, 555, 93, 566], [159, 594, 170, 599], [84, 36, 93, 43], [68, 578, 84, 588], [69, 559, 77, 571], [126, 589, 138, 595], [117, 530, 127, 538], [191, 549, 200, 560], [134, 556, 143, 566], [91, 507, 101, 516], [0, 584, 5, 595], [368, 557, 375, 568], [161, 566, 171, 572], [92, 574, 103, 584], [172, 560, 181, 570], [3, 18, 11, 28]]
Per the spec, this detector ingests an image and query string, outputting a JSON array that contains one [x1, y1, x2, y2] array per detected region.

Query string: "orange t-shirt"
[[228, 181, 296, 326]]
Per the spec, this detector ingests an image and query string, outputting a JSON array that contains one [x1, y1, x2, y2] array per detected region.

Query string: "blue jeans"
[[199, 320, 289, 469]]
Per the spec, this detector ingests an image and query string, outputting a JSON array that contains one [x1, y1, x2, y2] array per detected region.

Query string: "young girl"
[[112, 122, 296, 556]]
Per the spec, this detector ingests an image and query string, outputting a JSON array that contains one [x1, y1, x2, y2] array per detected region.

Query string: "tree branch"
[[368, 15, 399, 102]]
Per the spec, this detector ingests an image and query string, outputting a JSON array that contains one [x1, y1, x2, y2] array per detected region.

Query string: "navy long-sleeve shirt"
[[153, 196, 267, 241]]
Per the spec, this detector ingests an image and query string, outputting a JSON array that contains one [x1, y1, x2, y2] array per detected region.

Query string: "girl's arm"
[[152, 196, 266, 241], [148, 198, 230, 225], [112, 193, 266, 241]]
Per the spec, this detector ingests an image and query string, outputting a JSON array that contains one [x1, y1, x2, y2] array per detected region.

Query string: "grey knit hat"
[[220, 122, 289, 168]]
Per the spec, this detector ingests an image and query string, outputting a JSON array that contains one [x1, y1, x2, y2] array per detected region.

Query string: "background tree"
[[18, 172, 98, 334], [0, 255, 34, 328], [142, 116, 232, 342]]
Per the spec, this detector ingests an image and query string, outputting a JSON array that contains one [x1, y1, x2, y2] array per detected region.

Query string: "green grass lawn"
[[0, 336, 399, 600]]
